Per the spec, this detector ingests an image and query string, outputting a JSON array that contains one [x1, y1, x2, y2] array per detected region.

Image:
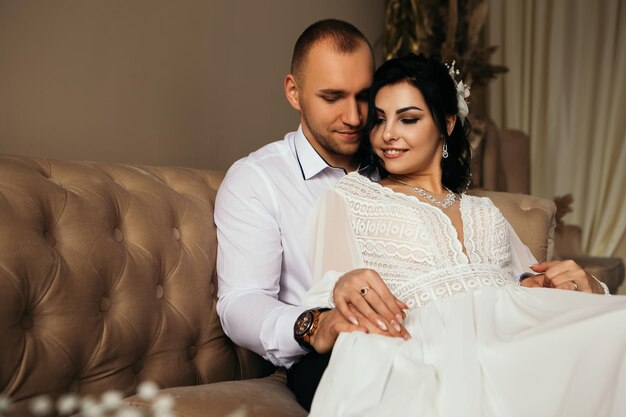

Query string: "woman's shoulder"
[[462, 193, 498, 208], [462, 193, 508, 225], [334, 171, 381, 196]]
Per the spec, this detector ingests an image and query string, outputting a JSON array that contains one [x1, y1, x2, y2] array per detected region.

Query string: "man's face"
[[286, 40, 374, 170]]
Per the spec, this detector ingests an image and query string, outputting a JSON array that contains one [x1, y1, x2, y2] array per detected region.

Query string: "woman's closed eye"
[[400, 117, 418, 124], [373, 117, 386, 125]]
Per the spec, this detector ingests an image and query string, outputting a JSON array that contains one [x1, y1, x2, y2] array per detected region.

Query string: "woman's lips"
[[382, 148, 407, 158]]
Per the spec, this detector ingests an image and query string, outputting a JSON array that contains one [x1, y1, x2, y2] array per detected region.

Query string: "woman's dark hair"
[[359, 53, 472, 193]]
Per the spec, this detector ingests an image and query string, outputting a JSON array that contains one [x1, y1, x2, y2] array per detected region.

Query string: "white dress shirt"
[[215, 126, 347, 368]]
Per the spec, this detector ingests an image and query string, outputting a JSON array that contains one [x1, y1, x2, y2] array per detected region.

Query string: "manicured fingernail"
[[348, 316, 359, 326], [395, 314, 403, 323], [403, 334, 412, 340], [391, 320, 402, 332], [376, 319, 388, 331]]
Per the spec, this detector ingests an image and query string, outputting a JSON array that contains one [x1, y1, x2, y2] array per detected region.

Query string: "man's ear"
[[285, 74, 302, 111], [446, 115, 457, 136]]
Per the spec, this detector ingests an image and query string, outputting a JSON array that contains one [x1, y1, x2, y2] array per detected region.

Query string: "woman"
[[303, 54, 626, 417]]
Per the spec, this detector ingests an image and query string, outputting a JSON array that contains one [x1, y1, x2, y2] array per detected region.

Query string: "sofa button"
[[99, 297, 111, 312], [21, 313, 33, 330], [113, 179, 126, 190], [69, 380, 80, 393], [188, 345, 197, 360], [48, 177, 62, 187], [113, 228, 123, 242], [156, 285, 164, 299], [44, 231, 56, 247], [133, 360, 143, 374], [173, 227, 181, 241]]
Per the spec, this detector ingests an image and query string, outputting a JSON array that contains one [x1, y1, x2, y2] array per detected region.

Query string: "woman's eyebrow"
[[396, 106, 422, 114]]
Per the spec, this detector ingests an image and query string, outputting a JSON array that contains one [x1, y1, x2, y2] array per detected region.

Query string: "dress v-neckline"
[[367, 176, 470, 263]]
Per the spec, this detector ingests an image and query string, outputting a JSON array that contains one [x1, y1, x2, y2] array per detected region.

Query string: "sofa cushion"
[[124, 371, 307, 417]]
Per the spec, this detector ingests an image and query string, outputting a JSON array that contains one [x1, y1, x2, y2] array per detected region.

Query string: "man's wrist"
[[589, 274, 610, 295], [293, 307, 331, 352], [519, 272, 540, 282]]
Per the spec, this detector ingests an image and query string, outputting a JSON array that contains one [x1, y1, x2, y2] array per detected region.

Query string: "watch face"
[[294, 311, 314, 337]]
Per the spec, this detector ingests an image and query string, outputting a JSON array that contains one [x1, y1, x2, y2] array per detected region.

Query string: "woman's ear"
[[284, 74, 302, 111], [446, 115, 457, 136]]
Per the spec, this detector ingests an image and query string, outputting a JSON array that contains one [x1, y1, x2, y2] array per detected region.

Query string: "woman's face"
[[370, 82, 454, 178]]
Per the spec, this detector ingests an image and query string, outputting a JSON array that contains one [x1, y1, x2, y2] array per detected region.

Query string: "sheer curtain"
[[488, 0, 626, 256]]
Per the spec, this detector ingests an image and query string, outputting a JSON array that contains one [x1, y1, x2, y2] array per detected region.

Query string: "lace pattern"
[[336, 173, 517, 309]]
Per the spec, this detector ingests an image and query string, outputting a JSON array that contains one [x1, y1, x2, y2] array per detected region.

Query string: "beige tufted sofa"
[[0, 155, 556, 417]]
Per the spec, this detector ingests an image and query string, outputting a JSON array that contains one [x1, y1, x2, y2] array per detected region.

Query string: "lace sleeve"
[[506, 220, 538, 279], [506, 220, 610, 294], [302, 188, 365, 307]]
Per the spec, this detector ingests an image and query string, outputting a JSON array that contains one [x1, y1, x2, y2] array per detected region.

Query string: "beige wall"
[[0, 1, 384, 170]]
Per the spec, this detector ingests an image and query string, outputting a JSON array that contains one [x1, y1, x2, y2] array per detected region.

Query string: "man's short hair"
[[290, 19, 374, 79]]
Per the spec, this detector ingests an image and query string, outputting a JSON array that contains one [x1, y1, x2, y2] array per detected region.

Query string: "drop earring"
[[442, 140, 449, 159]]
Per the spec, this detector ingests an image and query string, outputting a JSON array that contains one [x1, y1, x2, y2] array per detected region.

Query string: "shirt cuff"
[[591, 274, 611, 295], [518, 272, 536, 282], [263, 306, 309, 369]]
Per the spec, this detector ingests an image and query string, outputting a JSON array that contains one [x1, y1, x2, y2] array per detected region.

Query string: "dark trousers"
[[286, 351, 332, 411]]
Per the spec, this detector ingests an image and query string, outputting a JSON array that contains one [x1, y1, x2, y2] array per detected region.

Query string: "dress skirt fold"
[[310, 286, 626, 417]]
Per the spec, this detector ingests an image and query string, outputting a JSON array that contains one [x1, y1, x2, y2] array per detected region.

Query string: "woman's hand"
[[333, 268, 411, 339], [527, 260, 604, 293]]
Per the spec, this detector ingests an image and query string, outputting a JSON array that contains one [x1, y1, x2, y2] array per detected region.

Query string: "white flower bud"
[[151, 394, 174, 413], [0, 395, 12, 414], [29, 395, 53, 416], [137, 381, 160, 401], [100, 390, 123, 411], [81, 396, 103, 417], [57, 394, 80, 415]]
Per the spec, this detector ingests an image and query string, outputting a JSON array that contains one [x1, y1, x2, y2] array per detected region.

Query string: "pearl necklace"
[[388, 176, 456, 208]]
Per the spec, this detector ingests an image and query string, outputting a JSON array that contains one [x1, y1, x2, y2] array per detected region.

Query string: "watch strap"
[[295, 307, 330, 352]]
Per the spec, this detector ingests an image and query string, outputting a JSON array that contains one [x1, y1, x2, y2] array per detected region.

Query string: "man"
[[215, 18, 607, 412], [215, 19, 400, 410]]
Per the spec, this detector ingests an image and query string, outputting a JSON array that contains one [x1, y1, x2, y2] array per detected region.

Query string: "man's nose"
[[342, 99, 364, 127]]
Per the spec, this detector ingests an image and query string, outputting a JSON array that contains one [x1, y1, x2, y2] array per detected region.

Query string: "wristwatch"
[[294, 307, 330, 352]]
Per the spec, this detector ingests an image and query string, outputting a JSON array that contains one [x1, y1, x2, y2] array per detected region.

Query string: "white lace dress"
[[304, 172, 626, 417]]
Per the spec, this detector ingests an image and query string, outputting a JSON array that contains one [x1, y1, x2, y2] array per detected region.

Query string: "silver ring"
[[572, 281, 579, 291], [359, 286, 370, 296]]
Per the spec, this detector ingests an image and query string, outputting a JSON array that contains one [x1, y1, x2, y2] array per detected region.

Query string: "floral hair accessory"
[[445, 61, 471, 123]]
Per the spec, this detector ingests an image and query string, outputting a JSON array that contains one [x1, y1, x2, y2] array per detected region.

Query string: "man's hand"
[[520, 273, 549, 288], [524, 260, 603, 293], [308, 309, 364, 354], [333, 268, 410, 338], [309, 305, 411, 354]]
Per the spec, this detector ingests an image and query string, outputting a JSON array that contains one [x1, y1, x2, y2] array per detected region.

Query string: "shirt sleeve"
[[302, 188, 365, 307], [215, 162, 306, 368]]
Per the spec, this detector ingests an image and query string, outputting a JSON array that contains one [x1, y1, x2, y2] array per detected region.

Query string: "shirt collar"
[[294, 125, 342, 180]]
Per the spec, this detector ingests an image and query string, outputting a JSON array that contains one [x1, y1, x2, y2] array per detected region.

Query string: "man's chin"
[[336, 143, 361, 158]]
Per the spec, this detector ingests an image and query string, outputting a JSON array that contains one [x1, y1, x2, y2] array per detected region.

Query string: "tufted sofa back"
[[0, 155, 556, 416], [0, 155, 272, 414]]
